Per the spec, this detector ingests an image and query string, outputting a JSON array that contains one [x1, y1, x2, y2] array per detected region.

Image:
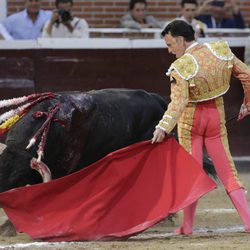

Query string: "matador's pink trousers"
[[176, 96, 250, 235]]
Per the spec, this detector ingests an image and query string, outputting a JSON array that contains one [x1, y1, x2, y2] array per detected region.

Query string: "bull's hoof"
[[0, 220, 17, 237]]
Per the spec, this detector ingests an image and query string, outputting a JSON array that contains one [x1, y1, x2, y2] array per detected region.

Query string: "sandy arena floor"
[[0, 172, 250, 249]]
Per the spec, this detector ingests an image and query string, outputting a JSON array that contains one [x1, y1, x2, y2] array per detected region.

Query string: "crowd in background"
[[0, 0, 247, 40]]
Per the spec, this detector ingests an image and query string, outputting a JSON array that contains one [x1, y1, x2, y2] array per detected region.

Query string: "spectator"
[[1, 0, 51, 40], [0, 23, 13, 40], [42, 0, 89, 38], [178, 0, 207, 37], [120, 0, 161, 29], [197, 0, 245, 28]]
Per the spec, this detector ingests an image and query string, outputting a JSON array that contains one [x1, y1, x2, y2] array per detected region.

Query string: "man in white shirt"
[[42, 0, 89, 38], [1, 0, 51, 40]]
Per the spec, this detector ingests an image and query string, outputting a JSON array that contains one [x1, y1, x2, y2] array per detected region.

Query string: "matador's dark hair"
[[161, 20, 195, 42]]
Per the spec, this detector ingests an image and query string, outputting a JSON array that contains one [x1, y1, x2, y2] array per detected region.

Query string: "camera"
[[57, 9, 72, 22]]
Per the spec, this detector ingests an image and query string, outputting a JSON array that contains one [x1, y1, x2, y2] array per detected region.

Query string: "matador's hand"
[[238, 104, 250, 121], [151, 127, 166, 144]]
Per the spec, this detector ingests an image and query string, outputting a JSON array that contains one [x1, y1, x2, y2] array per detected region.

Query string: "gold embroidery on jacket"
[[167, 54, 198, 81], [205, 41, 234, 61], [186, 42, 233, 102]]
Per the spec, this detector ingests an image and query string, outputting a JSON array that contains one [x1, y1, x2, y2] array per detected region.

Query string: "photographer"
[[42, 0, 89, 38]]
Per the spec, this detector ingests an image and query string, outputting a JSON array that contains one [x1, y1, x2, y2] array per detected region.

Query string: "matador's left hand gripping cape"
[[157, 41, 250, 134]]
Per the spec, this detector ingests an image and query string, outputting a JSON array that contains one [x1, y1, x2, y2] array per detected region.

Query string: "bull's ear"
[[0, 143, 6, 154]]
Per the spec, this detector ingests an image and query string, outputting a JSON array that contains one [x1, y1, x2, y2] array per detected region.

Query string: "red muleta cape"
[[0, 137, 216, 241]]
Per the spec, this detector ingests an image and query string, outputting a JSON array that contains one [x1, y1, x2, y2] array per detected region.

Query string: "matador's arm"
[[156, 71, 189, 134], [232, 56, 250, 110]]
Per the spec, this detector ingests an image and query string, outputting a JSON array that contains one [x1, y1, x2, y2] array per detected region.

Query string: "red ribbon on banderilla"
[[26, 104, 63, 183]]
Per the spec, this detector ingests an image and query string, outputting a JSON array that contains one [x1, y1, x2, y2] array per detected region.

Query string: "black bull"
[[0, 89, 168, 191]]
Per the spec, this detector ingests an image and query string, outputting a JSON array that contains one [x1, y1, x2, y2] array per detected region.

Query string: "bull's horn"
[[0, 143, 6, 154], [30, 158, 52, 183]]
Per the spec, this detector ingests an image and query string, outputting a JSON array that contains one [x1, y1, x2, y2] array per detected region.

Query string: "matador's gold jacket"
[[156, 40, 250, 134]]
